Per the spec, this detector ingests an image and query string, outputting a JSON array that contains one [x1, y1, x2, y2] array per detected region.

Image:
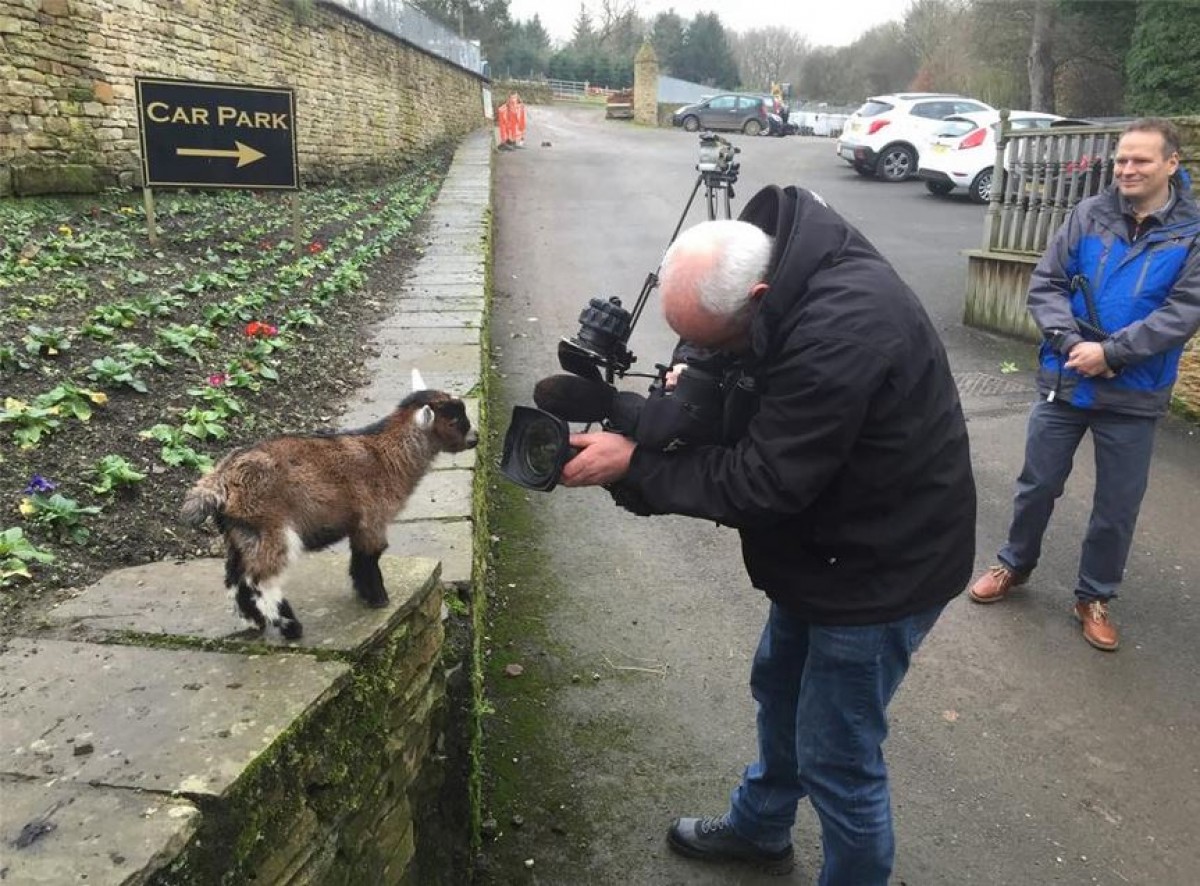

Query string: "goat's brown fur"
[[181, 389, 476, 639]]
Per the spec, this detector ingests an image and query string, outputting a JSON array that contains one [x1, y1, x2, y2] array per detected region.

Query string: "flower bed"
[[0, 145, 456, 638]]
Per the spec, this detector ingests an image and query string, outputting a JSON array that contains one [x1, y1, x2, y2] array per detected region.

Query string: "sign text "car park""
[[136, 77, 298, 189]]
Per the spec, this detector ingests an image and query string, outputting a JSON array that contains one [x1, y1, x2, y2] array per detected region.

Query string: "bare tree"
[[903, 0, 972, 92], [732, 26, 811, 93], [1027, 0, 1056, 111]]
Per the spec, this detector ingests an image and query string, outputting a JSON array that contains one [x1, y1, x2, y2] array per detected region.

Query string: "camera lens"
[[521, 419, 562, 477], [500, 406, 572, 492]]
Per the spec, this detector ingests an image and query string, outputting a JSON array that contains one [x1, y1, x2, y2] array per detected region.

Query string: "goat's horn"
[[411, 368, 427, 391]]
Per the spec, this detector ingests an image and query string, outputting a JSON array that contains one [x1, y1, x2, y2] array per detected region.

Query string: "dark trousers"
[[998, 398, 1157, 600]]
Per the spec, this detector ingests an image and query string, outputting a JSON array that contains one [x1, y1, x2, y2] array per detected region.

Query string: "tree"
[[502, 16, 552, 80], [650, 11, 686, 76], [852, 22, 918, 96], [409, 0, 515, 73], [1125, 0, 1200, 115], [732, 26, 810, 93], [903, 0, 972, 92], [571, 3, 597, 50], [1027, 0, 1056, 111], [677, 12, 740, 88]]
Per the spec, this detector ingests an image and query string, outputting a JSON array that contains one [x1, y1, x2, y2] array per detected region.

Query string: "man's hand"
[[1064, 342, 1116, 378], [560, 432, 636, 487], [664, 362, 688, 390]]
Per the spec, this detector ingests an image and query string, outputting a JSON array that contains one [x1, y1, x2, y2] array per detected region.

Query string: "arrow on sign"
[[176, 141, 265, 168]]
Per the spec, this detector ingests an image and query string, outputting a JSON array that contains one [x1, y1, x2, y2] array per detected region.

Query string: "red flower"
[[244, 321, 278, 338], [207, 372, 227, 387], [259, 239, 273, 251], [308, 241, 324, 254]]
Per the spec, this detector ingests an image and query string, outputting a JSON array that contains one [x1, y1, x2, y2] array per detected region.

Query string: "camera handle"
[[625, 168, 739, 346]]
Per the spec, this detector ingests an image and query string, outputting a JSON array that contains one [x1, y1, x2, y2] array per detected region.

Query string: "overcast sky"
[[505, 0, 908, 47]]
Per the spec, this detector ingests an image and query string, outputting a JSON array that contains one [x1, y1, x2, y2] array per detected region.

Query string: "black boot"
[[667, 814, 794, 875]]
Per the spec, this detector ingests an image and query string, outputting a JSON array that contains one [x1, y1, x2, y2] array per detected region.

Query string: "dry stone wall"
[[0, 0, 485, 195]]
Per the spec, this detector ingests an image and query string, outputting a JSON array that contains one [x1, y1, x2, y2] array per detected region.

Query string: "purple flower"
[[24, 474, 56, 495]]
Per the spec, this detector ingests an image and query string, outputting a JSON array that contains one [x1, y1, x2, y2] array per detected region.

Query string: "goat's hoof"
[[362, 594, 390, 609], [279, 619, 303, 640]]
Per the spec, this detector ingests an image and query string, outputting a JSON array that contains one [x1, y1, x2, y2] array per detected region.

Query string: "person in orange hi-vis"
[[509, 93, 526, 146], [495, 100, 512, 150]]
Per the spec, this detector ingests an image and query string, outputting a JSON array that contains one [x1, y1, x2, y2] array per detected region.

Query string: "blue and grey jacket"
[[1028, 184, 1200, 416]]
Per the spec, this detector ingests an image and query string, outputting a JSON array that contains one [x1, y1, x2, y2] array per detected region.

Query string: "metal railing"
[[328, 0, 484, 75], [983, 112, 1123, 255]]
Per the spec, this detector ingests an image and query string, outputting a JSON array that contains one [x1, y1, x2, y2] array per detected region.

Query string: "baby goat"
[[181, 382, 476, 640]]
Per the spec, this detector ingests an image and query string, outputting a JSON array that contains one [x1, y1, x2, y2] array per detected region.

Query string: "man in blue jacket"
[[968, 118, 1200, 651], [560, 185, 976, 883]]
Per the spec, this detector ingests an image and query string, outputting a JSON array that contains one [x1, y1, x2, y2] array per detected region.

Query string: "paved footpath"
[[0, 130, 493, 884]]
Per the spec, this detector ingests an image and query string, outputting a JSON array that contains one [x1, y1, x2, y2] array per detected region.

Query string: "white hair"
[[660, 220, 773, 319]]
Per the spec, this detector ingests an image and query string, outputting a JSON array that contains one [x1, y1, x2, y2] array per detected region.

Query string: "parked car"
[[836, 93, 995, 181], [671, 94, 771, 136], [918, 110, 1065, 203]]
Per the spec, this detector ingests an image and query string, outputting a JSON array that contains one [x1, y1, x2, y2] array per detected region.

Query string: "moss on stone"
[[145, 585, 446, 885]]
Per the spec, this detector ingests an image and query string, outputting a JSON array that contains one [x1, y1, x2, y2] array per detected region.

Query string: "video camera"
[[499, 132, 755, 492], [697, 131, 739, 176]]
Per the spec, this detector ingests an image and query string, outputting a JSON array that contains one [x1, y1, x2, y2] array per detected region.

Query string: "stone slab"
[[331, 519, 475, 588], [407, 256, 483, 273], [392, 297, 485, 313], [374, 340, 479, 378], [0, 637, 348, 796], [369, 324, 480, 346], [412, 270, 485, 287], [0, 779, 199, 885], [397, 469, 474, 522], [43, 556, 440, 652], [375, 310, 481, 329]]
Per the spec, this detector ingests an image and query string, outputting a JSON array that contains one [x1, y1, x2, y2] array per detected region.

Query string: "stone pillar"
[[633, 40, 658, 126]]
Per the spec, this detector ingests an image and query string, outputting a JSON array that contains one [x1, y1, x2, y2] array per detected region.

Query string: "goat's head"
[[400, 390, 478, 452]]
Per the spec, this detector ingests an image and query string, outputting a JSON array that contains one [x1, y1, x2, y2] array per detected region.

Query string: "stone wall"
[[0, 0, 486, 195]]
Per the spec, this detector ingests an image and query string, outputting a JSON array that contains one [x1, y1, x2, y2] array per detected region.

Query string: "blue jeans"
[[998, 399, 1157, 601], [727, 601, 945, 886]]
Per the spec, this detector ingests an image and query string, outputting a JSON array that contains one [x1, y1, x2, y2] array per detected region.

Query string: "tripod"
[[560, 144, 744, 384]]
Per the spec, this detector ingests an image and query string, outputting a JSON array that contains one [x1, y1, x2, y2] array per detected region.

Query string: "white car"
[[836, 93, 994, 182], [917, 110, 1063, 203]]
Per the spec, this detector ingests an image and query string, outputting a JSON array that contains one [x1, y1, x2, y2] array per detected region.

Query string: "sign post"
[[135, 77, 299, 247]]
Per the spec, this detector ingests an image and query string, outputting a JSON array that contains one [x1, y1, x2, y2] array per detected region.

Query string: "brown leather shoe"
[[967, 564, 1029, 604], [1075, 600, 1119, 651]]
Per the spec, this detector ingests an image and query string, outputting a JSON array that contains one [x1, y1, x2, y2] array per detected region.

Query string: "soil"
[[0, 146, 455, 641]]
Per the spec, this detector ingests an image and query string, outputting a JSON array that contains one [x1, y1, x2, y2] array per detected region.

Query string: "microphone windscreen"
[[533, 374, 616, 423]]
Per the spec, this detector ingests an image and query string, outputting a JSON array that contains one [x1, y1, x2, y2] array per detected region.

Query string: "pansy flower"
[[24, 475, 56, 496]]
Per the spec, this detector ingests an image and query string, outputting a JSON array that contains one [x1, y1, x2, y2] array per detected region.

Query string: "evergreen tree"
[[650, 11, 686, 75], [572, 3, 597, 50], [677, 13, 740, 88], [1125, 0, 1200, 114]]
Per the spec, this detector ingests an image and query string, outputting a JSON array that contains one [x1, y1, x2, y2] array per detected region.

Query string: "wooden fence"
[[981, 114, 1124, 255], [966, 113, 1123, 340]]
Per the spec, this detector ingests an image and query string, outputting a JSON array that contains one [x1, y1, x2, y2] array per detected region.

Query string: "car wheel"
[[875, 145, 915, 182], [682, 116, 700, 132], [969, 167, 994, 204], [925, 180, 954, 196], [743, 119, 762, 136]]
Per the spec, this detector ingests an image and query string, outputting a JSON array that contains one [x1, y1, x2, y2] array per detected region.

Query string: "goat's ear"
[[411, 368, 427, 392], [415, 404, 435, 430]]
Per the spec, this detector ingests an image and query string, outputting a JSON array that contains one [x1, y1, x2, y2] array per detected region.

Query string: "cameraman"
[[560, 185, 976, 883]]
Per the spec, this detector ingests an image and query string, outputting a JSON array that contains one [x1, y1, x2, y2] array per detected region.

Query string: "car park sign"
[[136, 77, 298, 189]]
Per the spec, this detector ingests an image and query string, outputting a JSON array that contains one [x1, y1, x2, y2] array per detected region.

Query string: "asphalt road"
[[484, 104, 1199, 886]]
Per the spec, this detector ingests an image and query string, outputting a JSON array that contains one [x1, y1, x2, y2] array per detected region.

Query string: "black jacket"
[[624, 185, 976, 624]]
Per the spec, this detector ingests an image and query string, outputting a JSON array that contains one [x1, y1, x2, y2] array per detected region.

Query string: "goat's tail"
[[181, 468, 228, 527]]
